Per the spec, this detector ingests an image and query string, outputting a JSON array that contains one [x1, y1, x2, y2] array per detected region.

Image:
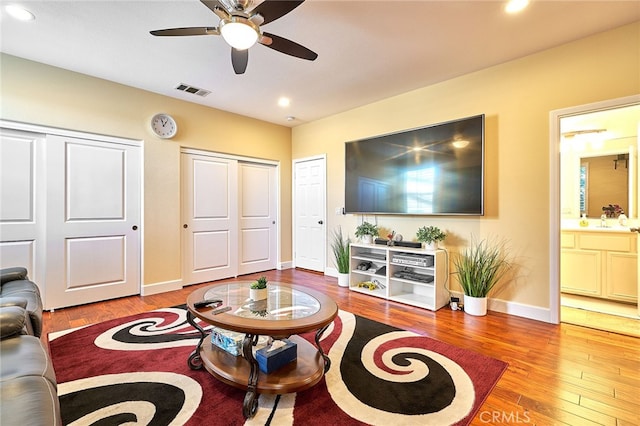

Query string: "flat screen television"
[[345, 114, 484, 215]]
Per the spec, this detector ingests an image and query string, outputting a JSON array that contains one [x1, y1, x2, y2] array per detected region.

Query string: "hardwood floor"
[[43, 269, 640, 425]]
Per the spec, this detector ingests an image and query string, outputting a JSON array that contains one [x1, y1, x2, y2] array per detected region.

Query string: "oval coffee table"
[[186, 282, 338, 418]]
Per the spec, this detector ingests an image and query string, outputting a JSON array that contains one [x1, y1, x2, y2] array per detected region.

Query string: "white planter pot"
[[337, 272, 350, 287], [464, 295, 487, 316], [424, 241, 438, 250], [361, 235, 373, 244], [249, 288, 268, 301]]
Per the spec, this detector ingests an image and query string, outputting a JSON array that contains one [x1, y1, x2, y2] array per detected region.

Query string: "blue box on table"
[[255, 339, 297, 373]]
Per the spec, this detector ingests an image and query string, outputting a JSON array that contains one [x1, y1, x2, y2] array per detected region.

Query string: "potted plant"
[[416, 226, 446, 249], [452, 237, 512, 316], [249, 276, 268, 301], [331, 226, 351, 287], [355, 221, 379, 244]]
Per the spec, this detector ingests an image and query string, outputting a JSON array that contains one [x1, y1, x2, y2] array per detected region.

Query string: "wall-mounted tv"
[[345, 114, 484, 215]]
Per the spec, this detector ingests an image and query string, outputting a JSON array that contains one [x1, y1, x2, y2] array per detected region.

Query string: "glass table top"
[[203, 282, 321, 321]]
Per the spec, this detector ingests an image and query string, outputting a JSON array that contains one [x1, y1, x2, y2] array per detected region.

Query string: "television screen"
[[345, 114, 484, 215]]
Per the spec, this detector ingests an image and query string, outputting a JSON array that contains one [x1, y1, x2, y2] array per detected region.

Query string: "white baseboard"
[[448, 291, 554, 323], [324, 267, 338, 277], [140, 279, 182, 296], [278, 261, 293, 270]]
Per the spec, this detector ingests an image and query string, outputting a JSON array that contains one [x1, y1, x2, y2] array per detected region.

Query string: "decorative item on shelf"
[[416, 226, 447, 250], [330, 226, 351, 287], [357, 279, 385, 291], [249, 276, 268, 301], [579, 213, 589, 227], [452, 236, 513, 316], [355, 221, 379, 244], [602, 203, 623, 218]]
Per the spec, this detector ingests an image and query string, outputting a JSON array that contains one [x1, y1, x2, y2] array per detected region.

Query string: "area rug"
[[49, 306, 508, 425]]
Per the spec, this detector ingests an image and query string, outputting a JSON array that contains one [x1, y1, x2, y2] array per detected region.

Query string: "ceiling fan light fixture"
[[220, 17, 259, 50]]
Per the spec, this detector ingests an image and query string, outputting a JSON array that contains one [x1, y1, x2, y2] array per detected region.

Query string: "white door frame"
[[548, 94, 640, 324], [292, 155, 327, 272]]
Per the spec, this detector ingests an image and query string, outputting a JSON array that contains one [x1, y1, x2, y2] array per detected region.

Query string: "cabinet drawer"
[[561, 233, 576, 248], [579, 233, 635, 252]]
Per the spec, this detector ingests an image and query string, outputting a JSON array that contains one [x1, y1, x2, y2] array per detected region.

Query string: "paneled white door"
[[238, 162, 277, 275], [293, 157, 326, 272], [182, 153, 238, 285], [0, 129, 46, 284], [45, 135, 141, 309]]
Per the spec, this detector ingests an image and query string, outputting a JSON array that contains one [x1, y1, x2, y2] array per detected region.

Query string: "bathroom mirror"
[[579, 153, 629, 218]]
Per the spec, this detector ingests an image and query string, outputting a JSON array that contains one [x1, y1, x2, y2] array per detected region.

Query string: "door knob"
[[132, 225, 138, 230], [183, 224, 188, 229], [318, 220, 324, 225]]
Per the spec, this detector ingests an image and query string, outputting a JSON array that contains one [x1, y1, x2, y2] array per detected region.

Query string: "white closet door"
[[0, 129, 46, 284], [45, 135, 141, 310], [238, 162, 277, 275], [182, 153, 238, 285]]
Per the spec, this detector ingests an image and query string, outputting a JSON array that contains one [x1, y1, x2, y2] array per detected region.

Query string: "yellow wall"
[[292, 22, 640, 312], [0, 54, 292, 286]]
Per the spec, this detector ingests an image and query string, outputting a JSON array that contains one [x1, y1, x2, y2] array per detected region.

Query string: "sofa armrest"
[[0, 267, 28, 285], [0, 306, 27, 339]]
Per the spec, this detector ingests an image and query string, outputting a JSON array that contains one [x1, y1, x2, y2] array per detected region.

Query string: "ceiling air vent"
[[175, 83, 211, 97]]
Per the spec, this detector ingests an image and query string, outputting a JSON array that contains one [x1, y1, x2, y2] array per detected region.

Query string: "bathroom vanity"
[[561, 227, 637, 303]]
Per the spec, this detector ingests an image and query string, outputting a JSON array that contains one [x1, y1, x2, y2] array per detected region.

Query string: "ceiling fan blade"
[[261, 32, 317, 61], [150, 27, 219, 36], [252, 1, 304, 25], [231, 48, 248, 74], [200, 0, 230, 20]]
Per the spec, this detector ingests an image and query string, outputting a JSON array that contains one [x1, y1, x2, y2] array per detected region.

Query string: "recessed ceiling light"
[[5, 4, 35, 21], [278, 97, 290, 108], [505, 0, 529, 14], [286, 116, 296, 121]]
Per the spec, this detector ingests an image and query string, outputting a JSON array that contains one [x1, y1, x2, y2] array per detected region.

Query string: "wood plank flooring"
[[42, 269, 640, 426]]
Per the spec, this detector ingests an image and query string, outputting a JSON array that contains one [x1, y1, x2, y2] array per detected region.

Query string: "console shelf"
[[349, 243, 448, 311]]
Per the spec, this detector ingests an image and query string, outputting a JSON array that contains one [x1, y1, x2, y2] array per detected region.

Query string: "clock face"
[[151, 114, 177, 139]]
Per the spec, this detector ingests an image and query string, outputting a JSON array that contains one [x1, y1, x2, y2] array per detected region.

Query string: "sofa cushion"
[[0, 376, 62, 426], [0, 335, 57, 387], [0, 306, 29, 338]]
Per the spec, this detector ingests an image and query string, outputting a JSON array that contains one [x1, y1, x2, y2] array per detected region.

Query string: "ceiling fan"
[[150, 0, 317, 74]]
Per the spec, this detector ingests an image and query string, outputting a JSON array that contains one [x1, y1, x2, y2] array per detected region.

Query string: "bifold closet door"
[[182, 153, 238, 285], [45, 135, 141, 310]]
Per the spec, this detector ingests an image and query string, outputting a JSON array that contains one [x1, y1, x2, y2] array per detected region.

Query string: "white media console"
[[349, 243, 449, 311]]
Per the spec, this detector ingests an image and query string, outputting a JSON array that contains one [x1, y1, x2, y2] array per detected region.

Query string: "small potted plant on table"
[[250, 276, 268, 301], [355, 221, 379, 244], [416, 225, 446, 250]]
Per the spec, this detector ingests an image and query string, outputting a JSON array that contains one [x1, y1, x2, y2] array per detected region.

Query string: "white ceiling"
[[1, 0, 639, 127]]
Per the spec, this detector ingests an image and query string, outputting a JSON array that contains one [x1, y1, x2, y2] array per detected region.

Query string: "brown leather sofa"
[[0, 267, 62, 425]]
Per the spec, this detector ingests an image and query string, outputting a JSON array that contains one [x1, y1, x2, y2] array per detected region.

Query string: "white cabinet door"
[[0, 129, 46, 284], [45, 135, 141, 309], [293, 157, 326, 272], [238, 162, 277, 275], [182, 153, 238, 285]]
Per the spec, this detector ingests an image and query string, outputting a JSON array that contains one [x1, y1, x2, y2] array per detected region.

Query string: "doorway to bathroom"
[[552, 95, 640, 337]]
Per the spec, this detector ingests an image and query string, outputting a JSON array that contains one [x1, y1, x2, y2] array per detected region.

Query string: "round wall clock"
[[150, 113, 178, 139]]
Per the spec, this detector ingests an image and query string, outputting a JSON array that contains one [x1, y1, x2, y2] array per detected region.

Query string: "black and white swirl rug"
[[49, 307, 507, 425]]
